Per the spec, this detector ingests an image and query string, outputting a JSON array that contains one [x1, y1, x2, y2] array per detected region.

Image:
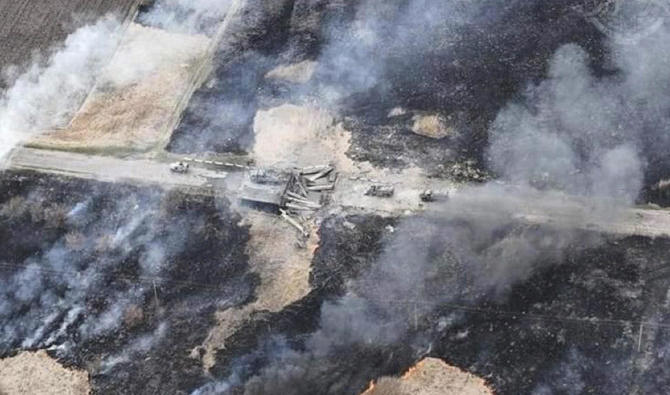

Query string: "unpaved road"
[[8, 147, 670, 238], [8, 147, 224, 190]]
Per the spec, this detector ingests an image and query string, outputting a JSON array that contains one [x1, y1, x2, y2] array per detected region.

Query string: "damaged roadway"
[[8, 146, 670, 239]]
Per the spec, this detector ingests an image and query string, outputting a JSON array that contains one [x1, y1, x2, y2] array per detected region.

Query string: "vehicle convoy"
[[169, 161, 190, 173]]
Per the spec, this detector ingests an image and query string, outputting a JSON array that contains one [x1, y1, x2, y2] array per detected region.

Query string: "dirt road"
[[7, 147, 223, 190], [8, 147, 670, 238]]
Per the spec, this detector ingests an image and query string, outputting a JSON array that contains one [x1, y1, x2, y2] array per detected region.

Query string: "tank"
[[365, 184, 394, 198]]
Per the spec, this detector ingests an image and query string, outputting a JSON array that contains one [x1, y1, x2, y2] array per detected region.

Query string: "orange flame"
[[361, 380, 376, 394], [401, 359, 425, 379]]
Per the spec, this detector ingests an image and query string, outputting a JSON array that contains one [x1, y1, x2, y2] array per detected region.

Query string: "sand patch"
[[0, 350, 90, 395], [363, 358, 492, 395], [253, 103, 456, 214], [265, 60, 317, 84], [30, 23, 210, 154], [411, 113, 456, 140], [197, 211, 317, 370], [252, 104, 355, 171]]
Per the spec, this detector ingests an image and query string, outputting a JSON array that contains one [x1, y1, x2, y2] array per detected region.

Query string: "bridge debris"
[[279, 209, 308, 237], [240, 164, 338, 216]]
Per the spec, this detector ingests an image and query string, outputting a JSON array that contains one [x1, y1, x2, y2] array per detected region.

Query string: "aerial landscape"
[[2, 0, 670, 394]]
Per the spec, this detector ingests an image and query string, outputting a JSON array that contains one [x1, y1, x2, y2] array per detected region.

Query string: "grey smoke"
[[202, 4, 670, 393], [0, 17, 122, 162], [487, 43, 645, 203], [0, 188, 194, 370], [100, 322, 168, 373], [312, 0, 485, 104], [138, 0, 232, 36]]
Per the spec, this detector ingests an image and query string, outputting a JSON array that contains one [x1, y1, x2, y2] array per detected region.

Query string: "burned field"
[[5, 0, 670, 394], [195, 214, 670, 394], [0, 172, 255, 393], [1, 170, 670, 394], [167, 0, 607, 172]]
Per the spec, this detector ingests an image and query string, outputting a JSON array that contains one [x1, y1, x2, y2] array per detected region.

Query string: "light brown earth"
[[252, 104, 356, 171], [197, 211, 318, 370], [411, 113, 457, 139], [0, 350, 90, 395], [265, 60, 317, 84], [29, 23, 210, 154], [362, 357, 492, 395]]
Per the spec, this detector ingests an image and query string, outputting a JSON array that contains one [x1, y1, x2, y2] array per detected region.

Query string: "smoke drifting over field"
[[0, 174, 254, 392], [188, 2, 670, 393], [0, 18, 122, 162], [0, 0, 232, 165], [138, 0, 232, 36]]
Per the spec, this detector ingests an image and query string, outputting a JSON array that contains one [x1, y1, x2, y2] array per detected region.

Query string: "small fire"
[[361, 380, 376, 394], [361, 360, 425, 394], [401, 360, 425, 379]]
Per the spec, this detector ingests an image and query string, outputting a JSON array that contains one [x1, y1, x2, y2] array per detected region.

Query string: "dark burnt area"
[[167, 0, 298, 155], [168, 0, 609, 182], [338, 0, 607, 172], [0, 171, 257, 394], [205, 212, 670, 394], [209, 213, 398, 392], [430, 236, 669, 394]]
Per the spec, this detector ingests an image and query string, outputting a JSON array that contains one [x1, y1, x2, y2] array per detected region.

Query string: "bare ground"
[[197, 211, 318, 370], [363, 358, 492, 395], [29, 23, 210, 154], [0, 350, 90, 395]]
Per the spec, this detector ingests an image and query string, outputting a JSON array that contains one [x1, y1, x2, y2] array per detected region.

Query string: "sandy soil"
[[197, 211, 318, 370], [0, 350, 90, 395], [30, 23, 210, 154], [265, 60, 317, 84], [411, 113, 456, 139], [252, 103, 456, 214], [252, 104, 356, 171], [363, 357, 492, 395]]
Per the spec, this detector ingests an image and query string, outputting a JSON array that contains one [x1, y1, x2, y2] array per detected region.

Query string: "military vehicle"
[[169, 161, 190, 173]]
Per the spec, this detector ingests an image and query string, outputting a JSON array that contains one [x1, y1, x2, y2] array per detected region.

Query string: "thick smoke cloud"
[[196, 2, 670, 393], [311, 0, 486, 104], [0, 18, 122, 162]]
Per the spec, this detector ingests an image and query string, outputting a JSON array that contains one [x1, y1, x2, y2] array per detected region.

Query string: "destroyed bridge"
[[8, 146, 670, 240]]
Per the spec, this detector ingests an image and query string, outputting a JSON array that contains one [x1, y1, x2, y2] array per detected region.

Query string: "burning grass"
[[0, 170, 255, 393]]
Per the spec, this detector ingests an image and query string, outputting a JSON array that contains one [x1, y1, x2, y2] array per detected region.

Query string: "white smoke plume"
[[313, 0, 486, 104], [0, 17, 122, 162], [138, 0, 233, 36]]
